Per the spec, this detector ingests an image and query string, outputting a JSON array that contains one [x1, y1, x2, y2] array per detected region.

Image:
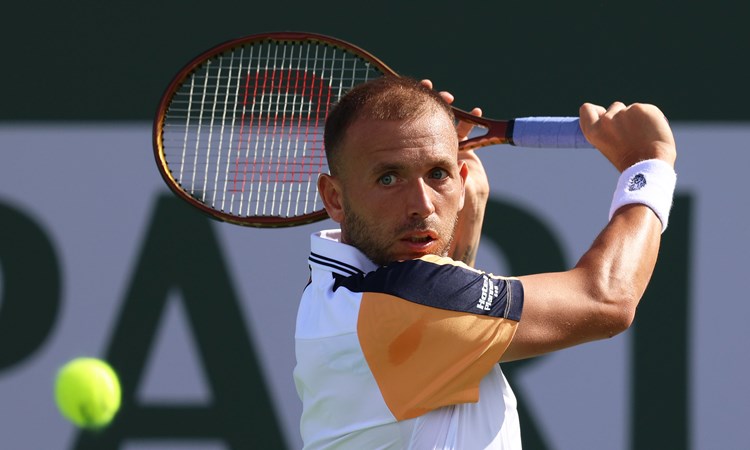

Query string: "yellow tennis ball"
[[54, 357, 121, 429]]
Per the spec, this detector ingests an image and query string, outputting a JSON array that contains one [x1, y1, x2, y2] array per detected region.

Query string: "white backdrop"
[[0, 123, 747, 449]]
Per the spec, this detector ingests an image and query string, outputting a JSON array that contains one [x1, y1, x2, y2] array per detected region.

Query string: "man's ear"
[[458, 160, 468, 211], [317, 173, 345, 223]]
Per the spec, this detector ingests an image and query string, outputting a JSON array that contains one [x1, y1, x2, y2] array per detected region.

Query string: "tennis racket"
[[153, 31, 592, 228]]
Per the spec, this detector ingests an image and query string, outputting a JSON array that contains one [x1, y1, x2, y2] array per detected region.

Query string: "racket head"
[[153, 32, 396, 227]]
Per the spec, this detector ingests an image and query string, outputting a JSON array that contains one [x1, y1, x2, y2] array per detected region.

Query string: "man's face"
[[328, 111, 466, 266]]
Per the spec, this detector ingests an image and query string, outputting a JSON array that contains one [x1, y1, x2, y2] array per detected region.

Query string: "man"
[[294, 76, 677, 449]]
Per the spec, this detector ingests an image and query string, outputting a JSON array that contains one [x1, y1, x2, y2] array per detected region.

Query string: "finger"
[[420, 79, 455, 104], [578, 103, 605, 133], [439, 91, 455, 105], [604, 101, 627, 119]]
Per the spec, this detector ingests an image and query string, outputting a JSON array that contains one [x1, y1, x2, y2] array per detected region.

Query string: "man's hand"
[[579, 102, 676, 172]]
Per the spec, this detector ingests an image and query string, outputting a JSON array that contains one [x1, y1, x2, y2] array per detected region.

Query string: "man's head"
[[318, 76, 467, 265]]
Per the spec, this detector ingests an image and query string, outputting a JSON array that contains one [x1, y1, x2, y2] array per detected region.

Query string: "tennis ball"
[[54, 357, 121, 429]]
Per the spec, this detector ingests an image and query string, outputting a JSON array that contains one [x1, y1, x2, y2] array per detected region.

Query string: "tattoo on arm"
[[455, 245, 477, 266]]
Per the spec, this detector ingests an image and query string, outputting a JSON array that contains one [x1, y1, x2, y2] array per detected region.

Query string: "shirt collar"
[[308, 229, 379, 276]]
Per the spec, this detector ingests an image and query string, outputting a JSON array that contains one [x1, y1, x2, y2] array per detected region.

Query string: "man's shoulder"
[[309, 228, 378, 276]]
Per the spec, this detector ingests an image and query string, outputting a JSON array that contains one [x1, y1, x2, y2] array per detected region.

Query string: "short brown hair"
[[323, 76, 454, 175]]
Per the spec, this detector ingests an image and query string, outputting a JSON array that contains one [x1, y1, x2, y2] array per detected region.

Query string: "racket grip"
[[511, 117, 592, 148]]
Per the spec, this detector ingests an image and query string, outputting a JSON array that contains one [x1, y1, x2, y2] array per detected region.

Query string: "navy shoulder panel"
[[333, 258, 522, 321]]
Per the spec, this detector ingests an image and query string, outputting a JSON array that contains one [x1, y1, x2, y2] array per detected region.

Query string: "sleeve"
[[336, 255, 523, 421]]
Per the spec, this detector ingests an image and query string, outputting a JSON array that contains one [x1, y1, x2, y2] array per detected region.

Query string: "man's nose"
[[406, 178, 436, 219]]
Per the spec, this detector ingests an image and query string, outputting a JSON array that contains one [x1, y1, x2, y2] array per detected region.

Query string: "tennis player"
[[294, 76, 677, 449]]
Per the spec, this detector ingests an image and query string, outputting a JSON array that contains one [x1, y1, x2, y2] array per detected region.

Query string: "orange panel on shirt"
[[357, 292, 519, 421]]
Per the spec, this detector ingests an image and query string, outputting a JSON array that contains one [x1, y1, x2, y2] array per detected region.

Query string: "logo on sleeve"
[[628, 173, 647, 191], [477, 275, 500, 311]]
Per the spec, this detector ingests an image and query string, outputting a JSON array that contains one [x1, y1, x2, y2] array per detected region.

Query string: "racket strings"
[[162, 39, 384, 220]]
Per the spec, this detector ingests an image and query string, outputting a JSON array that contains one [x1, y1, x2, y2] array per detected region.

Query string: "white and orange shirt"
[[294, 230, 524, 449]]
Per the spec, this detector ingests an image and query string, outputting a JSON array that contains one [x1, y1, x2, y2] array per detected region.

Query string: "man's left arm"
[[451, 148, 489, 266]]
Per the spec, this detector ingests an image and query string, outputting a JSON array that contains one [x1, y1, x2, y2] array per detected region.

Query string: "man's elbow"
[[595, 286, 641, 338], [600, 302, 637, 338]]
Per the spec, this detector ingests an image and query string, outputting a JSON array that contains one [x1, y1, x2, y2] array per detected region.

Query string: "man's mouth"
[[401, 229, 438, 245]]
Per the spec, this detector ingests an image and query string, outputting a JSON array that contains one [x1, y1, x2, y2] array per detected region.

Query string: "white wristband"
[[609, 159, 677, 233]]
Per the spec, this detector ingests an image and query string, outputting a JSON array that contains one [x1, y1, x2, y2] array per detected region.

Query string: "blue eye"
[[379, 174, 395, 185], [429, 168, 448, 179]]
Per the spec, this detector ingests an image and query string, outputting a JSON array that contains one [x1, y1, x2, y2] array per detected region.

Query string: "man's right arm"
[[502, 102, 677, 362]]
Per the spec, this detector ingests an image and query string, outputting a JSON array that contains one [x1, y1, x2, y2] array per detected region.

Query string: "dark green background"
[[4, 0, 748, 121]]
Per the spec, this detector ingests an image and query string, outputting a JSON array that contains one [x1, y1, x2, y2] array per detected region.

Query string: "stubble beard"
[[341, 203, 458, 266]]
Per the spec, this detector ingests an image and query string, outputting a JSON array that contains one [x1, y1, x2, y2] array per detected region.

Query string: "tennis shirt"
[[294, 229, 525, 449]]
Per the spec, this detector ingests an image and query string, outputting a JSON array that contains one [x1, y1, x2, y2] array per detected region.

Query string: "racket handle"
[[511, 117, 593, 148]]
